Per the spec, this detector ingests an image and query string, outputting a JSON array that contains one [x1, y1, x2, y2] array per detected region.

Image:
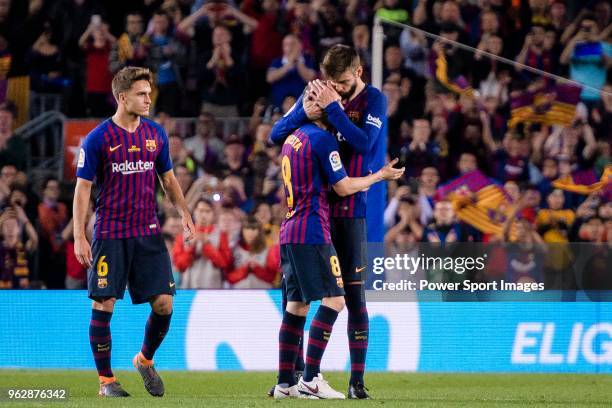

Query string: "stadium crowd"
[[0, 0, 610, 290]]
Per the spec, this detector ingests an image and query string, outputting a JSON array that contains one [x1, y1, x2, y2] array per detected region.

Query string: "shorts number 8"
[[330, 255, 341, 277]]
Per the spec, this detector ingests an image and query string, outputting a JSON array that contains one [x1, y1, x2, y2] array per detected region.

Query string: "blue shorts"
[[87, 234, 175, 304], [330, 218, 367, 282], [281, 244, 345, 304]]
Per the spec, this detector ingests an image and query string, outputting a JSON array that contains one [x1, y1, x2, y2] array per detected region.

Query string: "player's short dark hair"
[[321, 45, 361, 79], [111, 66, 153, 100]]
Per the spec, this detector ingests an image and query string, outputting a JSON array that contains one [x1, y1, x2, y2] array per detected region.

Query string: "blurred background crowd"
[[0, 0, 609, 290]]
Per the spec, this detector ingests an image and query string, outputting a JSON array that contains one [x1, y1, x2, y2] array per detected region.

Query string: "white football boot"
[[298, 373, 346, 399], [273, 384, 300, 399]]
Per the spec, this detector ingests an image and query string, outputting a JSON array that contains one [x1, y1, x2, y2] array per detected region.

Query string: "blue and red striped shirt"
[[279, 124, 347, 245], [270, 84, 387, 219], [76, 117, 173, 240]]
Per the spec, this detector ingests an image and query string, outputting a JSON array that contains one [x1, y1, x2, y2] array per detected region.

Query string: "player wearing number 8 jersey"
[[73, 67, 195, 398], [274, 118, 403, 399], [269, 45, 387, 399]]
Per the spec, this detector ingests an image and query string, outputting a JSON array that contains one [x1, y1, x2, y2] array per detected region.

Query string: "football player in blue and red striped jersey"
[[269, 45, 387, 398], [73, 67, 195, 398], [273, 113, 403, 399]]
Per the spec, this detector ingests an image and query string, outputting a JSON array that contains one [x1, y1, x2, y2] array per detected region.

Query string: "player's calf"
[[345, 282, 369, 388], [302, 297, 344, 382]]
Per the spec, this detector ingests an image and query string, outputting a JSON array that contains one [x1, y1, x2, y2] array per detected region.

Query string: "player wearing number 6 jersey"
[[273, 117, 403, 399], [73, 67, 195, 398]]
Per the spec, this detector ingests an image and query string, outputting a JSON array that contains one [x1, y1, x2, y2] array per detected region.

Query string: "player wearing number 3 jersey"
[[273, 118, 403, 399]]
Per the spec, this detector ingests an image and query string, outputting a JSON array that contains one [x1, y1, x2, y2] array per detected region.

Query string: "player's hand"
[[182, 212, 196, 242], [303, 94, 324, 119], [309, 79, 341, 108], [74, 236, 93, 268], [378, 158, 405, 181]]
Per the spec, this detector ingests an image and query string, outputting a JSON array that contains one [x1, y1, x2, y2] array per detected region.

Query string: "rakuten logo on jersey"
[[111, 160, 155, 175]]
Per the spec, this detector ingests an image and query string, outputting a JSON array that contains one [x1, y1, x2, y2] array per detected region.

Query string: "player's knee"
[[92, 297, 116, 312], [151, 295, 173, 315], [286, 301, 309, 316], [322, 296, 345, 312]]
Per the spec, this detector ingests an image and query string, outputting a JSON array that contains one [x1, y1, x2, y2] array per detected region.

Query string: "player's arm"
[[333, 158, 404, 197], [269, 95, 309, 144], [317, 135, 403, 197], [311, 80, 386, 155], [73, 134, 100, 268], [156, 127, 195, 241], [159, 170, 195, 242], [73, 177, 93, 267]]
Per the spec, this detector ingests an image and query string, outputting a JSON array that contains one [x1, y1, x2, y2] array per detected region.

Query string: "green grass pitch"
[[1, 370, 611, 407]]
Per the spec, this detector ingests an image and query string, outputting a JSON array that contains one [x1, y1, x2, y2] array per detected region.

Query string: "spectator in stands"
[[267, 34, 316, 108], [417, 166, 439, 226], [109, 12, 148, 74], [548, 0, 569, 38], [0, 211, 30, 289], [399, 24, 427, 78], [5, 186, 38, 254], [184, 111, 224, 173], [201, 25, 244, 117], [226, 216, 279, 288], [537, 189, 575, 243], [423, 200, 476, 243], [591, 83, 612, 141], [476, 10, 501, 42], [0, 103, 25, 170], [78, 17, 116, 117], [375, 0, 409, 44], [0, 163, 16, 207], [145, 10, 186, 115], [217, 134, 254, 199], [560, 13, 611, 105], [384, 194, 423, 242], [313, 1, 351, 61], [169, 134, 197, 173], [516, 23, 555, 80], [285, 0, 316, 56], [383, 44, 414, 87], [474, 35, 510, 100], [172, 199, 231, 288], [242, 0, 284, 101], [253, 201, 279, 247], [37, 177, 67, 289], [26, 22, 69, 94], [352, 24, 372, 80], [403, 118, 440, 178]]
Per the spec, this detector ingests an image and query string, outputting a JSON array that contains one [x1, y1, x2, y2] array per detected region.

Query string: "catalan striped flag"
[[552, 166, 612, 195], [436, 170, 513, 236], [508, 83, 582, 128], [431, 50, 474, 96]]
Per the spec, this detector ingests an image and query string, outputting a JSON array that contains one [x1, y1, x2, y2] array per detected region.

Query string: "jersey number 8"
[[281, 156, 294, 209]]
